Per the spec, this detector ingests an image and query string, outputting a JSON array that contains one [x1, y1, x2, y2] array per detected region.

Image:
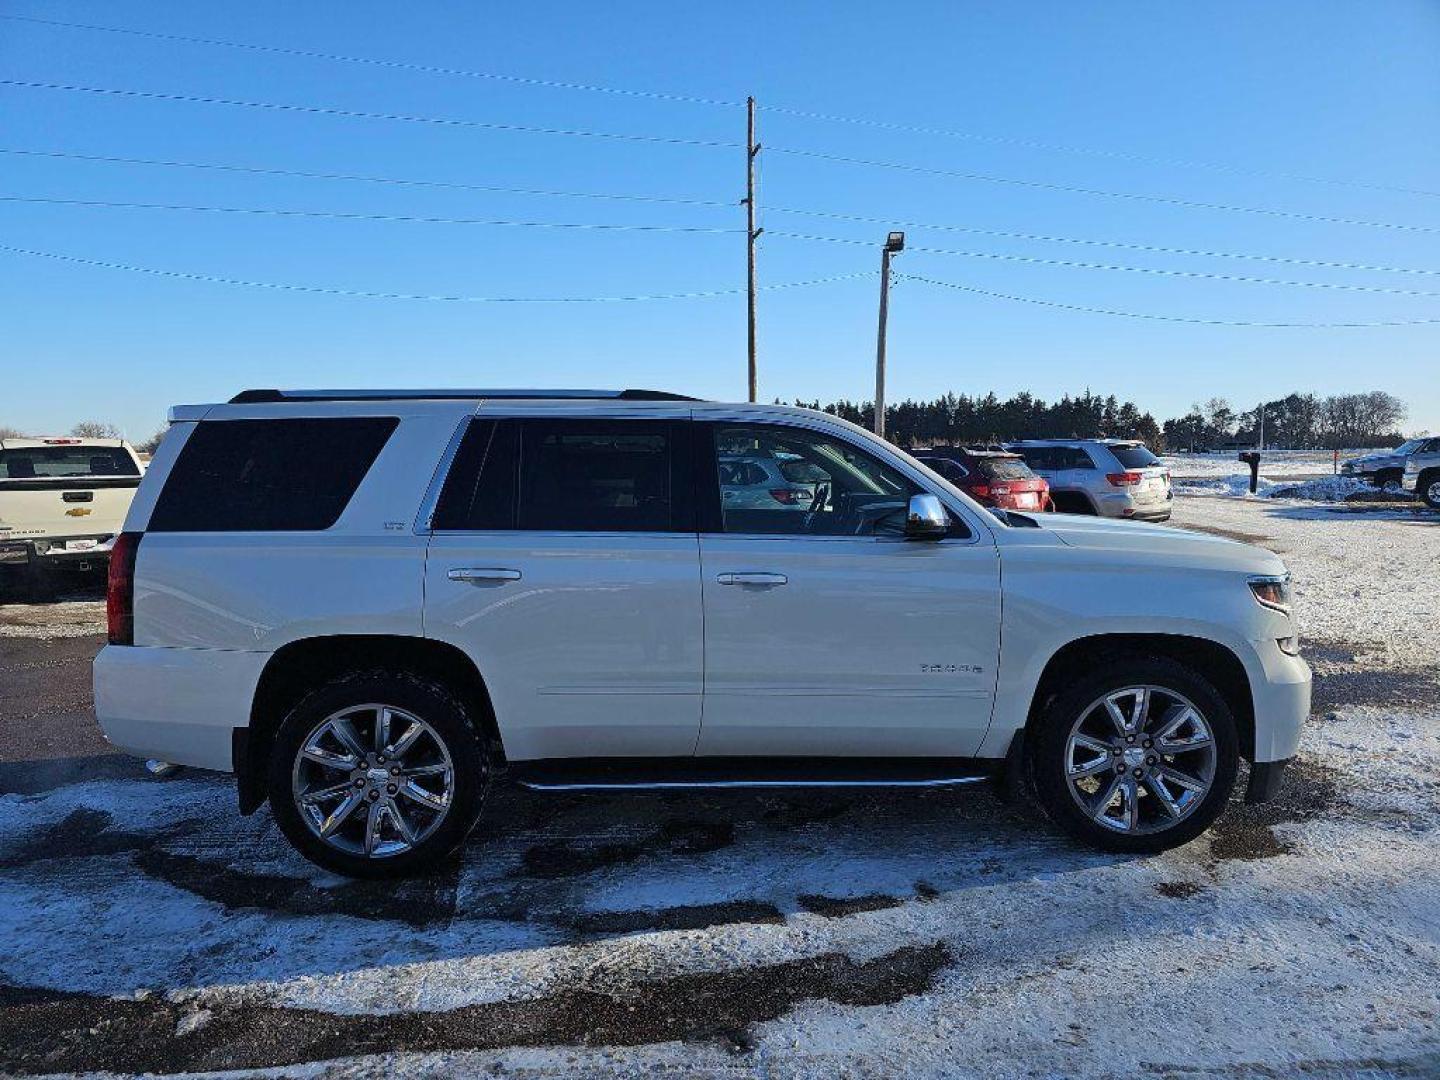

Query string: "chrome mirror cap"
[[904, 493, 948, 540]]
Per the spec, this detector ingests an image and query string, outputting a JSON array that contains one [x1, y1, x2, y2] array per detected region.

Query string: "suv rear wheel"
[[268, 670, 489, 878], [1029, 656, 1239, 853]]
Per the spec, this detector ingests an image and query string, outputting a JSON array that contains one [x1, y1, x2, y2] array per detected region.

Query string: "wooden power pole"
[[745, 96, 761, 402]]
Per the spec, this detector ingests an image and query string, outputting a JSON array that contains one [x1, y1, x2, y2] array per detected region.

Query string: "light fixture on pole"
[[874, 231, 905, 439]]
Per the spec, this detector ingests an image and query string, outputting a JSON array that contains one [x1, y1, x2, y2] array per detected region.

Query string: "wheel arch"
[[238, 634, 504, 814], [1022, 633, 1256, 762]]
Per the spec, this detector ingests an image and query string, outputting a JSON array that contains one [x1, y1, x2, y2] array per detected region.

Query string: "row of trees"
[[792, 390, 1165, 450], [788, 389, 1410, 451], [1161, 392, 1408, 451]]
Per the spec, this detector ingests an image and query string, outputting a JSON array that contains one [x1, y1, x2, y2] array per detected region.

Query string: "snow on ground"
[[1, 495, 1437, 1077], [0, 598, 105, 639]]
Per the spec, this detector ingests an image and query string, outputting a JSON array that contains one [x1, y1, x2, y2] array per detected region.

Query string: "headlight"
[[1248, 573, 1292, 612]]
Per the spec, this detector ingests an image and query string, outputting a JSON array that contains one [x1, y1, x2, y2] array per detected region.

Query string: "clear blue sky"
[[3, 0, 1437, 441]]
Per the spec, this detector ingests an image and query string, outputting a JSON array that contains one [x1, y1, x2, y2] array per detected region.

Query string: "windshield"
[[0, 446, 139, 480], [1109, 443, 1161, 469], [1394, 439, 1422, 455]]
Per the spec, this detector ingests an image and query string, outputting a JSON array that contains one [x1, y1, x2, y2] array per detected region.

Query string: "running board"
[[508, 756, 997, 793]]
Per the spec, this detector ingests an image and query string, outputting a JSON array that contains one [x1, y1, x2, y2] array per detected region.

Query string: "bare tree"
[[136, 426, 169, 455], [70, 421, 121, 439]]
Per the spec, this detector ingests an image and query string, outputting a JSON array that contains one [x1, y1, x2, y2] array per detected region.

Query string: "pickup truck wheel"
[[1029, 657, 1239, 854], [268, 671, 488, 879], [1423, 474, 1440, 510]]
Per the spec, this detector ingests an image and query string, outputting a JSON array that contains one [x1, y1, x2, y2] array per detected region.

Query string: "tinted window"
[[433, 420, 518, 530], [0, 446, 138, 480], [711, 424, 925, 537], [973, 457, 1034, 482], [1015, 447, 1055, 471], [149, 418, 396, 532], [1110, 444, 1160, 468], [517, 420, 681, 532]]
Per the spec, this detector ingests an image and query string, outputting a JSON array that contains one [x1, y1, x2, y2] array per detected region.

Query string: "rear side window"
[[518, 420, 682, 532], [148, 418, 397, 532], [1110, 444, 1160, 469], [433, 418, 691, 532]]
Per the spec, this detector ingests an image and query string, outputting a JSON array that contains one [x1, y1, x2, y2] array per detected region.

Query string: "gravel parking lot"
[[1, 494, 1437, 1078]]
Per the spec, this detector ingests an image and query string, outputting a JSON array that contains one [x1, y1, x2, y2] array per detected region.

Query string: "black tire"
[[1027, 654, 1239, 854], [1373, 468, 1400, 491], [268, 670, 489, 879], [1421, 471, 1440, 511]]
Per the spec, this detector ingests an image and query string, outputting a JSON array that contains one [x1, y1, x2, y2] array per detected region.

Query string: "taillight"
[[970, 484, 991, 498], [769, 488, 800, 504], [1107, 471, 1143, 487], [107, 531, 141, 646]]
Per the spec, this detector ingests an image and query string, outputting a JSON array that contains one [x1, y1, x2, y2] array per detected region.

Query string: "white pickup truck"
[[0, 436, 145, 589]]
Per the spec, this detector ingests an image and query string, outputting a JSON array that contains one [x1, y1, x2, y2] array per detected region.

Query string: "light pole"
[[874, 231, 905, 439]]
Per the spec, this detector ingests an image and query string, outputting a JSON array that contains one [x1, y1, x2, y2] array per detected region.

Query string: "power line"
[[6, 12, 1428, 199], [0, 148, 734, 209], [766, 146, 1440, 236], [765, 205, 1440, 278], [899, 273, 1440, 328], [770, 231, 1440, 299], [9, 189, 1434, 296], [0, 243, 871, 301], [0, 80, 742, 149], [0, 194, 742, 233], [8, 146, 1436, 279], [8, 78, 1434, 234], [759, 105, 1440, 200], [0, 14, 745, 108]]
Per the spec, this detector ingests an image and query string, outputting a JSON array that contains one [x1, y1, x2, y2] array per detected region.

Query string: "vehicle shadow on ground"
[[0, 767, 1152, 989]]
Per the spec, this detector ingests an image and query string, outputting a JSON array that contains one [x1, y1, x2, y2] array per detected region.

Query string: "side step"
[[508, 756, 997, 793]]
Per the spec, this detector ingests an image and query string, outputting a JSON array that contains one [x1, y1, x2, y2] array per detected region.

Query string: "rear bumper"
[[93, 644, 267, 771], [0, 535, 116, 566]]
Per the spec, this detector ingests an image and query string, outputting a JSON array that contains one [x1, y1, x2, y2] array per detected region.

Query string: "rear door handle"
[[716, 572, 788, 587], [448, 567, 522, 584]]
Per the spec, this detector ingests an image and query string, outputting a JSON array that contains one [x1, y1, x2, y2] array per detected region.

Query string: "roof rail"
[[227, 388, 700, 404]]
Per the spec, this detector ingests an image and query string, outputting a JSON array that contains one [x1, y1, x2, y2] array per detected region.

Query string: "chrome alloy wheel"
[[1063, 685, 1218, 834], [1427, 479, 1440, 506], [291, 703, 455, 858]]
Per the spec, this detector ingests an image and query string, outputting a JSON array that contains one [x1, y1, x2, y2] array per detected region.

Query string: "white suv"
[[94, 390, 1310, 877], [1008, 438, 1173, 521]]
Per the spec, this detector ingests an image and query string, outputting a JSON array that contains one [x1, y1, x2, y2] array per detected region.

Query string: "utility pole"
[[873, 231, 905, 439], [745, 96, 761, 403]]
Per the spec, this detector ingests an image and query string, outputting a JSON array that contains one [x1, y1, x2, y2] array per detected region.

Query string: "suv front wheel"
[[1029, 656, 1239, 853], [268, 671, 489, 878]]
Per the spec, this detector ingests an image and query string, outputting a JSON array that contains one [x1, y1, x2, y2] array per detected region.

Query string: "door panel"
[[425, 533, 702, 760], [697, 534, 1001, 757]]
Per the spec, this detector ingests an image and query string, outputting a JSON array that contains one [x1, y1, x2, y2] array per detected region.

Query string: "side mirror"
[[904, 493, 949, 541]]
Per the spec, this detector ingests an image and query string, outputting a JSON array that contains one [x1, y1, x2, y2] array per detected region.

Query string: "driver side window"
[[710, 423, 919, 536]]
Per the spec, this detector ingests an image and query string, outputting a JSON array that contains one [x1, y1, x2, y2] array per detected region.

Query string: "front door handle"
[[448, 567, 522, 584], [716, 572, 788, 587]]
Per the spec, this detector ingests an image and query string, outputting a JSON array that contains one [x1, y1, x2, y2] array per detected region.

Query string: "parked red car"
[[913, 446, 1053, 512]]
